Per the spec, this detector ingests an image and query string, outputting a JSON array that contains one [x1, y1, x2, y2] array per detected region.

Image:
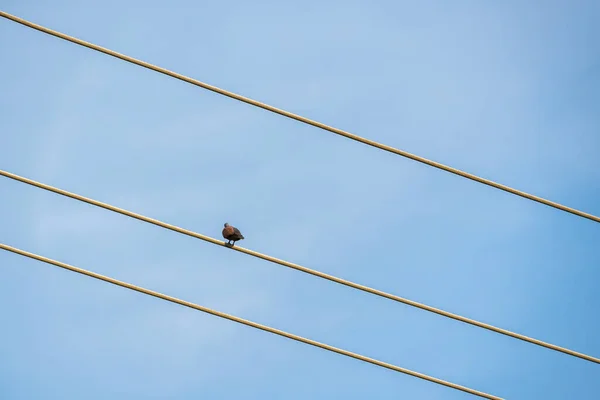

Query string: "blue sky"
[[1, 1, 599, 399]]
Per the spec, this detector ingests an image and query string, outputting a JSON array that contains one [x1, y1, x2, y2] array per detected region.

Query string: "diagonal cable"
[[0, 10, 598, 225], [0, 242, 503, 400], [1, 168, 597, 364]]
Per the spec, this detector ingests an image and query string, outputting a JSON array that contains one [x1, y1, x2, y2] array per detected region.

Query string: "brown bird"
[[222, 223, 244, 247]]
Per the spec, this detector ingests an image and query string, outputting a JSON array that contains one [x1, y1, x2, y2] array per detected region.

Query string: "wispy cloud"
[[1, 1, 599, 399]]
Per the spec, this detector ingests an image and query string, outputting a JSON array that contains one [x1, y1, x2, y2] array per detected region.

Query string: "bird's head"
[[224, 223, 229, 227]]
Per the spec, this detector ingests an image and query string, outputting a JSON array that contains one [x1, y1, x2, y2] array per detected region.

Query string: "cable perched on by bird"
[[1, 169, 597, 364], [0, 10, 598, 225], [0, 242, 503, 400]]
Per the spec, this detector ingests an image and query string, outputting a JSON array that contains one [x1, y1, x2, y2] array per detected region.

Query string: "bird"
[[222, 223, 244, 247]]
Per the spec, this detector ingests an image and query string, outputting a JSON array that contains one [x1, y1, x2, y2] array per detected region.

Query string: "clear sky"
[[1, 1, 599, 399]]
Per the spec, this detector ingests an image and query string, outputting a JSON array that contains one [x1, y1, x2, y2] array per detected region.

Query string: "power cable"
[[1, 10, 598, 224], [1, 168, 597, 364], [0, 242, 503, 400]]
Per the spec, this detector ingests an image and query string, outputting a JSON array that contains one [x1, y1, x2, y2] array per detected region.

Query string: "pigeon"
[[222, 223, 244, 247]]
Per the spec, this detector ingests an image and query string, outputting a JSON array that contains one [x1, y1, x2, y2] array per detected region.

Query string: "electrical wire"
[[1, 168, 597, 364], [0, 10, 598, 225], [0, 242, 503, 400]]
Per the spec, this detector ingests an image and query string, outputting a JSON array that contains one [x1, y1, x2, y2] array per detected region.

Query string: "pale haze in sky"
[[1, 1, 599, 399]]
